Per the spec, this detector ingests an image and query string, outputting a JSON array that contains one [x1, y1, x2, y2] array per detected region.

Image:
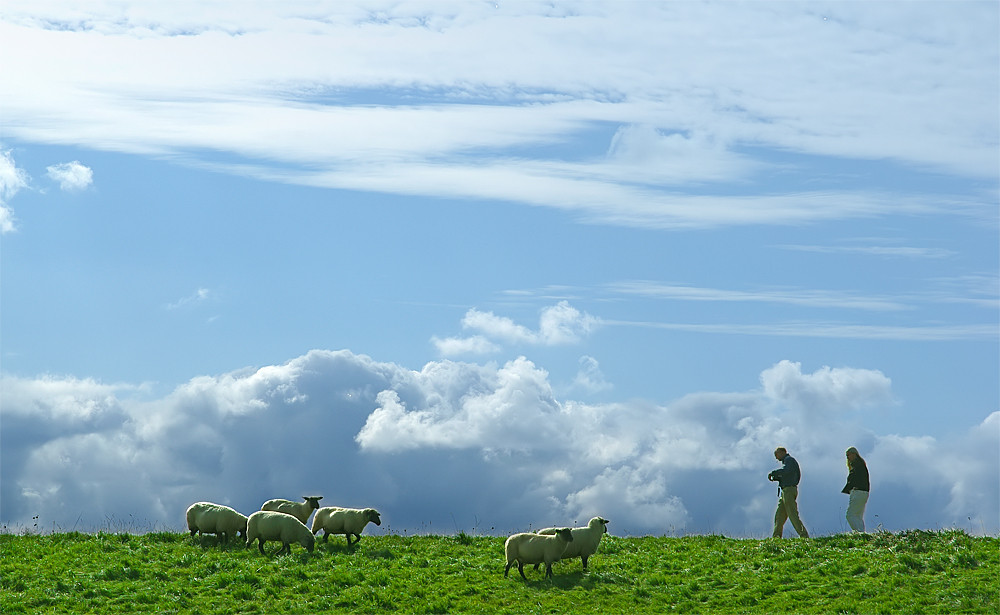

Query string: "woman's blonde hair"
[[846, 446, 864, 469]]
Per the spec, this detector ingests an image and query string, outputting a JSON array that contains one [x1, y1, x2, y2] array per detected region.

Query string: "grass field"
[[1, 528, 996, 613]]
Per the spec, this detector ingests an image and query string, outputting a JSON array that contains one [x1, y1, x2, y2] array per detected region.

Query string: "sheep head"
[[556, 528, 574, 542], [366, 509, 382, 526], [590, 517, 610, 533], [302, 496, 323, 509]]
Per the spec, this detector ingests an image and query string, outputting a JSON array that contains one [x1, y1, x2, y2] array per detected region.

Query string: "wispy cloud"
[[604, 320, 998, 342], [607, 280, 910, 312], [165, 287, 211, 310], [570, 355, 613, 395], [0, 3, 995, 229], [777, 244, 956, 259]]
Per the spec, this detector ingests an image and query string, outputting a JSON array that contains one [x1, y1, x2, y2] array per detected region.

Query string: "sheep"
[[246, 510, 316, 555], [536, 516, 609, 570], [185, 501, 249, 545], [311, 507, 381, 545], [504, 528, 573, 580], [260, 495, 323, 525]]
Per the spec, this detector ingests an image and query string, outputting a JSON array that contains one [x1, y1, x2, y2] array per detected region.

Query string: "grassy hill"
[[1, 529, 996, 613]]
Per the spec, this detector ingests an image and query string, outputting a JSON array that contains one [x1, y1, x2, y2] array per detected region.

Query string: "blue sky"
[[1, 1, 997, 537]]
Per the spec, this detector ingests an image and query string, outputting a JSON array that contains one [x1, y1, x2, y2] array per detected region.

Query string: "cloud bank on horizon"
[[2, 343, 997, 536]]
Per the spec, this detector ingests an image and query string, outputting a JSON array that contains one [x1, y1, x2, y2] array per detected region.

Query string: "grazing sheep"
[[261, 496, 323, 525], [311, 507, 381, 545], [504, 528, 574, 580], [185, 502, 249, 545], [536, 516, 609, 570], [246, 510, 316, 555]]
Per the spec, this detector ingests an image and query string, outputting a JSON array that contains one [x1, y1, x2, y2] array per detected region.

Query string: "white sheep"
[[246, 510, 316, 555], [185, 502, 249, 545], [536, 516, 609, 570], [260, 495, 323, 525], [311, 507, 381, 545], [504, 528, 574, 580]]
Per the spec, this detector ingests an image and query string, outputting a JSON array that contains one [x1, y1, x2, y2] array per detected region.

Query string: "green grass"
[[1, 529, 996, 613]]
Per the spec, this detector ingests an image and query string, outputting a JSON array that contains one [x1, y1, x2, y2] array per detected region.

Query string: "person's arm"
[[842, 468, 855, 494]]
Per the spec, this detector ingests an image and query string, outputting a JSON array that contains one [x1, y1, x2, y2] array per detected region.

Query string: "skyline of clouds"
[[2, 345, 996, 536]]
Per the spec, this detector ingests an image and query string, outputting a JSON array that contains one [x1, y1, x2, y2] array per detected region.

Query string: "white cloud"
[[760, 360, 894, 414], [538, 301, 599, 344], [461, 309, 536, 344], [0, 149, 29, 233], [0, 3, 994, 229], [431, 335, 499, 357], [46, 160, 93, 191], [438, 301, 600, 356], [2, 350, 995, 536]]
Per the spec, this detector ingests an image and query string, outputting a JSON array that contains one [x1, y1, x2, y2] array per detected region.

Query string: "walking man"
[[768, 447, 809, 538]]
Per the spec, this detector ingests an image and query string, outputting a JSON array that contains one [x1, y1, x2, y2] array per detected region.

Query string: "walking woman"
[[842, 446, 870, 532]]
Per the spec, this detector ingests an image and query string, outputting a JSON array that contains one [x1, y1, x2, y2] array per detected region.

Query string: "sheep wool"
[[246, 510, 316, 555], [504, 528, 574, 580], [537, 516, 609, 570], [185, 502, 249, 545], [261, 496, 323, 525], [311, 507, 381, 545]]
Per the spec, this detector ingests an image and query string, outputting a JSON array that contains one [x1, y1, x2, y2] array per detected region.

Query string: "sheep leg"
[[517, 562, 528, 580], [544, 562, 554, 579], [504, 561, 513, 577], [257, 539, 266, 555], [581, 555, 588, 570]]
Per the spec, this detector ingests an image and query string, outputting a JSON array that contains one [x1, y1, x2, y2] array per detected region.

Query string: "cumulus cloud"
[[46, 160, 93, 191], [1, 349, 995, 536], [761, 360, 894, 414], [435, 301, 600, 357]]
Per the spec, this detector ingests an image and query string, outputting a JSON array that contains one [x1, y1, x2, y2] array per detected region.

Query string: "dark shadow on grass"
[[190, 534, 247, 551], [508, 568, 608, 590], [319, 540, 358, 555]]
